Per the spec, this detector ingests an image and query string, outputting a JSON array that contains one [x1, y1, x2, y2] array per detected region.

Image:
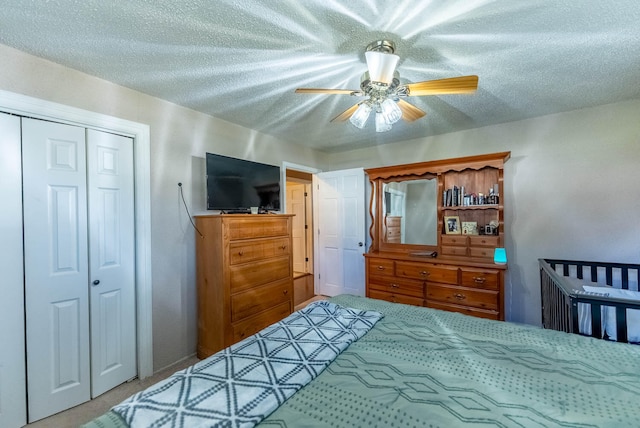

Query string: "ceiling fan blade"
[[331, 103, 360, 122], [295, 88, 359, 95], [405, 75, 479, 96], [397, 99, 426, 122]]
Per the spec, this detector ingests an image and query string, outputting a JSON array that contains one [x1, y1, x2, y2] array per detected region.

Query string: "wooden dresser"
[[366, 254, 504, 320], [195, 214, 294, 358], [365, 152, 509, 321]]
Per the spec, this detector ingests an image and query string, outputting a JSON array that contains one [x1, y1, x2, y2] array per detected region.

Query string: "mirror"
[[382, 178, 438, 245]]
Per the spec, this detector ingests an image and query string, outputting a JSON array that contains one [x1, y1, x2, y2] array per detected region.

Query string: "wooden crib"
[[539, 258, 640, 343]]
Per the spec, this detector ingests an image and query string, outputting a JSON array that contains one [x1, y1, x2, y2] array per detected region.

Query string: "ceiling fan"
[[295, 40, 479, 132]]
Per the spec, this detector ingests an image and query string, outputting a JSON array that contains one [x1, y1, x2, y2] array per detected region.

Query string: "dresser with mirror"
[[364, 152, 510, 320]]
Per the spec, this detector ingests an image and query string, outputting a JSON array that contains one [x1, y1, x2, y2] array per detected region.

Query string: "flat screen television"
[[206, 153, 281, 212]]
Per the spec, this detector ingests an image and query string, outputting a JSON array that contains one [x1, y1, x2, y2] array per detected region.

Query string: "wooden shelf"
[[441, 204, 501, 211]]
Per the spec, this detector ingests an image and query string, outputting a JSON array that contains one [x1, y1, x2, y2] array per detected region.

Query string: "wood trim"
[[286, 169, 313, 181], [365, 152, 511, 180]]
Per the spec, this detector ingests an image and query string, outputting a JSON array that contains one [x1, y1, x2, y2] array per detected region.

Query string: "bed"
[[540, 258, 640, 342], [85, 295, 640, 427]]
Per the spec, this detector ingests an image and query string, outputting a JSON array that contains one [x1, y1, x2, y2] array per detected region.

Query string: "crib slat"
[[621, 267, 629, 290], [616, 307, 628, 343], [590, 304, 602, 338]]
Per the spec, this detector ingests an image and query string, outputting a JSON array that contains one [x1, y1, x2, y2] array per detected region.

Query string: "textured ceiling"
[[1, 1, 639, 153]]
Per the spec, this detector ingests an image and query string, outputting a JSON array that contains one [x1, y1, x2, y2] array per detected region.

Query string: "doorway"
[[286, 168, 315, 306]]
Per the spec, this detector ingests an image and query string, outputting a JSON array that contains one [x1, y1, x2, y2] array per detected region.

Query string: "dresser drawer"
[[427, 283, 498, 311], [386, 227, 401, 242], [441, 235, 468, 247], [231, 301, 291, 343], [385, 216, 402, 227], [460, 268, 499, 290], [426, 300, 499, 321], [367, 258, 395, 277], [230, 256, 290, 292], [469, 247, 494, 258], [469, 235, 499, 248], [229, 237, 290, 265], [231, 279, 292, 322], [369, 276, 424, 298], [225, 218, 289, 240], [442, 246, 468, 256], [369, 289, 424, 306], [396, 261, 458, 284]]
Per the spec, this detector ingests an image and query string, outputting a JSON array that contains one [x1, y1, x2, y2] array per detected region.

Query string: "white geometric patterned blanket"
[[111, 301, 383, 428]]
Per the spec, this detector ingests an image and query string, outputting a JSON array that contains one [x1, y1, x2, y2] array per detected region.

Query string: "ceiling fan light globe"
[[380, 98, 402, 124], [365, 51, 399, 85], [375, 113, 392, 132], [349, 103, 372, 129]]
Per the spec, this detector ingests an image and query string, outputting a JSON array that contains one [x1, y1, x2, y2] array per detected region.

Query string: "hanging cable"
[[178, 183, 204, 238]]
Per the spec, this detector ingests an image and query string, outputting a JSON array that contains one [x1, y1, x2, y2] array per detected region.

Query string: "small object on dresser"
[[444, 216, 461, 234], [494, 248, 507, 265], [462, 221, 478, 235]]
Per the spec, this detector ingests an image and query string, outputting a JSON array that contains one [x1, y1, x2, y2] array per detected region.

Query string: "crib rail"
[[539, 259, 640, 343]]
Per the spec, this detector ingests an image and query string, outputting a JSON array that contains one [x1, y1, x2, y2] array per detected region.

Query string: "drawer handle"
[[280, 245, 287, 250], [391, 283, 399, 288], [473, 277, 486, 284], [454, 293, 466, 300], [419, 270, 429, 277], [377, 266, 386, 271], [238, 250, 244, 256], [283, 289, 288, 295]]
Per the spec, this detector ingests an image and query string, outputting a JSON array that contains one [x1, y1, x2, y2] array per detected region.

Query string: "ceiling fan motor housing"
[[365, 40, 396, 54]]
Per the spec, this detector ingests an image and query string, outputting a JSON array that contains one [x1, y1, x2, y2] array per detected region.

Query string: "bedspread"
[[261, 295, 640, 427], [85, 295, 640, 428], [111, 300, 382, 428]]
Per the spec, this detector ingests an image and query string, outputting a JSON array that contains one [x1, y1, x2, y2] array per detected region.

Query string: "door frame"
[[0, 89, 153, 379], [281, 162, 321, 293]]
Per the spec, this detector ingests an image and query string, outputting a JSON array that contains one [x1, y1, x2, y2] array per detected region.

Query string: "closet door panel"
[[0, 113, 27, 428], [22, 118, 91, 422], [87, 129, 136, 397]]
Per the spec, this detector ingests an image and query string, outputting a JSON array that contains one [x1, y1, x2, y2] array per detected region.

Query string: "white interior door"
[[87, 129, 137, 397], [23, 118, 92, 422], [314, 168, 365, 297], [287, 181, 307, 273], [0, 112, 27, 428]]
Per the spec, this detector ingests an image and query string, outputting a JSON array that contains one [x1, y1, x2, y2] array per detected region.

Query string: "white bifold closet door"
[[0, 113, 27, 428], [22, 118, 136, 422]]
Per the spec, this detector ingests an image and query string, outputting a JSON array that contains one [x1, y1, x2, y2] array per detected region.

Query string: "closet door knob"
[[92, 280, 100, 286]]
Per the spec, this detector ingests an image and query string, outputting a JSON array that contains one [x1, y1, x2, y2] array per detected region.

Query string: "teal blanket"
[[86, 296, 640, 427]]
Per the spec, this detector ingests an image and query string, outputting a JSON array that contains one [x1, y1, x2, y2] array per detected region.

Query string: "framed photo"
[[462, 221, 478, 235], [444, 216, 461, 234]]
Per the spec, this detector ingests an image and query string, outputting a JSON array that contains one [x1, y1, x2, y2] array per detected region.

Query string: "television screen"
[[206, 153, 281, 212]]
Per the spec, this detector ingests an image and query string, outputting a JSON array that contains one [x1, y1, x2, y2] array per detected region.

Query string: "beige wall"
[[0, 44, 326, 371], [324, 99, 640, 325]]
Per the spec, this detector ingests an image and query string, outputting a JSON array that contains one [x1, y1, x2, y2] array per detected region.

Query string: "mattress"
[[85, 295, 640, 427]]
